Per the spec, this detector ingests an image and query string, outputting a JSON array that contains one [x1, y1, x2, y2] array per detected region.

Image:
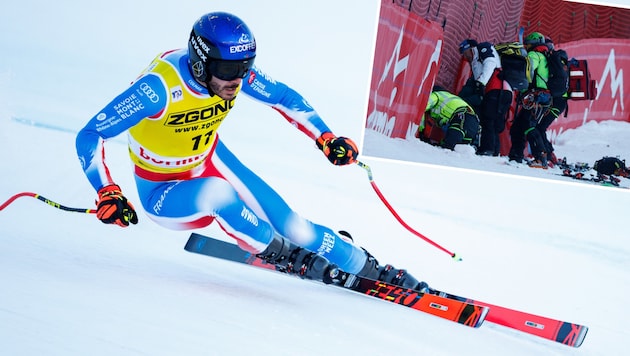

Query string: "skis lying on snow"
[[558, 169, 627, 188], [556, 157, 628, 189], [184, 233, 487, 328], [184, 233, 588, 348]]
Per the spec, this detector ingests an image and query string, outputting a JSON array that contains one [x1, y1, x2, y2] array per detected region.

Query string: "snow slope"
[[363, 119, 630, 189], [1, 1, 628, 355]]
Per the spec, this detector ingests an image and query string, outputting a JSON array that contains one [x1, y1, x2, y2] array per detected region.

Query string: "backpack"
[[568, 58, 597, 100], [594, 157, 628, 176], [494, 42, 531, 91], [544, 49, 570, 97]]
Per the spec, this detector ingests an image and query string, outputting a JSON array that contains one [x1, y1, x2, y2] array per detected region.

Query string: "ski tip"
[[184, 233, 206, 253], [561, 323, 589, 348], [574, 325, 589, 348], [451, 253, 463, 262]]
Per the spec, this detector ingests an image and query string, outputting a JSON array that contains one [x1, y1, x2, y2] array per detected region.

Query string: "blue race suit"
[[75, 49, 366, 273]]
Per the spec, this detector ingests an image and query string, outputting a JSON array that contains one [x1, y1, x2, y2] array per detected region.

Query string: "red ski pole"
[[356, 160, 462, 261], [0, 192, 96, 214]]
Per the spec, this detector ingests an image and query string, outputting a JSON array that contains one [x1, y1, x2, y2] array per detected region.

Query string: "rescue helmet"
[[524, 32, 545, 46], [458, 39, 478, 54]]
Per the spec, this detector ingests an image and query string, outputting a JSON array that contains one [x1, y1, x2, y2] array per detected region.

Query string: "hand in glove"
[[96, 184, 138, 227], [316, 132, 358, 166], [473, 80, 485, 94]]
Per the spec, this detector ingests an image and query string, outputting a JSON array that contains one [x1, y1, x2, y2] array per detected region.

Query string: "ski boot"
[[257, 234, 335, 284], [527, 154, 548, 169], [357, 249, 429, 293]]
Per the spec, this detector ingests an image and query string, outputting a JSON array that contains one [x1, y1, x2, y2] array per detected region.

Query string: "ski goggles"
[[207, 58, 255, 81]]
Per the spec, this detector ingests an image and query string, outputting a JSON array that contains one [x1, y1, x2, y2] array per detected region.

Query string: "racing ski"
[[185, 233, 588, 348], [184, 233, 487, 328], [430, 289, 588, 347]]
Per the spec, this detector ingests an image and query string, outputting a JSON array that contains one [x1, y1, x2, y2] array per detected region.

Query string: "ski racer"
[[75, 11, 427, 290]]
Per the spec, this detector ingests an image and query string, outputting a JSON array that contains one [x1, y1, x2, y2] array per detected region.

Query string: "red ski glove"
[[316, 132, 358, 166], [96, 184, 138, 227]]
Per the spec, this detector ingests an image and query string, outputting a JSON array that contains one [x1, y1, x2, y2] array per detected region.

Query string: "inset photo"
[[362, 0, 630, 189]]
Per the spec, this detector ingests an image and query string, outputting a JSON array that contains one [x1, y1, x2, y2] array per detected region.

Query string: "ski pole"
[[0, 192, 96, 214], [355, 160, 462, 261]]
